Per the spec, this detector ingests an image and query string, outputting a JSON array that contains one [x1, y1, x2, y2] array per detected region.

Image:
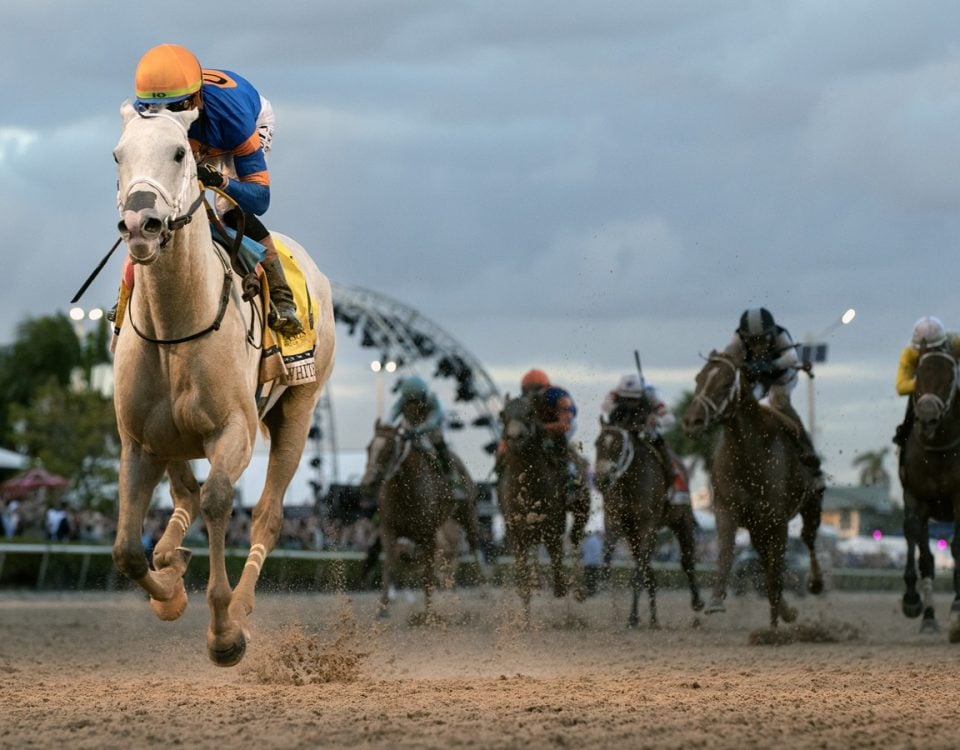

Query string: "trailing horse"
[[899, 346, 960, 640], [682, 351, 824, 628], [497, 395, 589, 622], [594, 421, 703, 627], [111, 102, 335, 666], [360, 420, 479, 617]]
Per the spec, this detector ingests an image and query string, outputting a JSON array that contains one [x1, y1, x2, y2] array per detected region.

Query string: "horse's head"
[[594, 420, 632, 492], [914, 346, 959, 440], [683, 350, 742, 437], [360, 419, 403, 492], [499, 394, 539, 451], [113, 100, 201, 264]]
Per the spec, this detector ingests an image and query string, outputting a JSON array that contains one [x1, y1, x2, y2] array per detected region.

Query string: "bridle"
[[914, 349, 960, 446], [691, 354, 742, 430], [368, 428, 413, 485], [597, 425, 635, 486], [117, 109, 205, 253]]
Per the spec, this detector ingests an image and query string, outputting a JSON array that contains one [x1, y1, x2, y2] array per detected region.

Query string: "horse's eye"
[[174, 146, 186, 163]]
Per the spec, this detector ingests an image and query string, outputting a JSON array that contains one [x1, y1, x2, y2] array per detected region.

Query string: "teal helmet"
[[400, 375, 429, 399]]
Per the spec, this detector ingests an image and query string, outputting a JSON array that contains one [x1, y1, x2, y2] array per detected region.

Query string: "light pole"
[[798, 308, 856, 447], [370, 358, 397, 420]]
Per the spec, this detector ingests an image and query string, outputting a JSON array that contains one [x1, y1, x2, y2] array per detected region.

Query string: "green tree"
[[663, 390, 719, 475], [8, 380, 118, 510], [852, 448, 891, 488]]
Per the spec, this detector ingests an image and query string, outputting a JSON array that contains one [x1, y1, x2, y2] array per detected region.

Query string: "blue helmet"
[[400, 375, 429, 400]]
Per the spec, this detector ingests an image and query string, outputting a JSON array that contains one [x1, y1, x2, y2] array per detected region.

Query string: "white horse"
[[111, 100, 335, 666]]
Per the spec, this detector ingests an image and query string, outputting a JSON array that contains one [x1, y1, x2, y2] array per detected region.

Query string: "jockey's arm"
[[770, 329, 800, 371], [895, 345, 919, 396], [222, 143, 270, 216]]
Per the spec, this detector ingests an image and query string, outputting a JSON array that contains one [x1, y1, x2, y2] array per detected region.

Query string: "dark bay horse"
[[498, 395, 589, 621], [899, 346, 960, 640], [594, 422, 703, 627], [360, 420, 478, 617], [682, 351, 824, 628]]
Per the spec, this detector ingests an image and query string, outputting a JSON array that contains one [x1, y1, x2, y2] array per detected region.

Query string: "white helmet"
[[614, 373, 646, 398], [911, 316, 947, 349]]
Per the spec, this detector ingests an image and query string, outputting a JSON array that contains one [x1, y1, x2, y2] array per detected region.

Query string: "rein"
[[600, 426, 636, 486], [692, 354, 742, 429]]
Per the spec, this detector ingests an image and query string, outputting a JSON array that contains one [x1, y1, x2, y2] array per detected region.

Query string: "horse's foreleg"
[[706, 505, 735, 614], [639, 534, 659, 628], [673, 511, 704, 612], [799, 493, 824, 595], [547, 531, 567, 599], [422, 541, 436, 615], [512, 535, 532, 624], [112, 445, 182, 609], [201, 426, 254, 667], [949, 522, 960, 643], [915, 514, 939, 633], [902, 505, 923, 618], [379, 527, 397, 618], [755, 530, 793, 628]]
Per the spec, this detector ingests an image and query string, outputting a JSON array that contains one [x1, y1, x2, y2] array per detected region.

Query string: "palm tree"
[[852, 448, 891, 487]]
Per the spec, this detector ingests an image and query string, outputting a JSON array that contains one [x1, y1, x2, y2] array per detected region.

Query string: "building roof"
[[822, 484, 893, 513]]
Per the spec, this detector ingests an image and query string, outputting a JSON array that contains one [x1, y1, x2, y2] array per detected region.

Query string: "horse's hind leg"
[[547, 533, 567, 598], [112, 445, 183, 610], [230, 385, 319, 632], [755, 528, 794, 628]]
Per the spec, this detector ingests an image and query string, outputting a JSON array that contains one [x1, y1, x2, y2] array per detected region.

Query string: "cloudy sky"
[[3, 1, 960, 491]]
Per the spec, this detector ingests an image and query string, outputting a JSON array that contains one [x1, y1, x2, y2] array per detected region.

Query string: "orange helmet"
[[521, 369, 550, 391], [135, 44, 203, 106]]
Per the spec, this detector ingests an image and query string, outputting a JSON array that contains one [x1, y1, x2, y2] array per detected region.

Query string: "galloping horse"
[[899, 345, 960, 640], [498, 395, 589, 621], [111, 102, 335, 666], [360, 420, 478, 616], [682, 351, 824, 628], [594, 422, 703, 627]]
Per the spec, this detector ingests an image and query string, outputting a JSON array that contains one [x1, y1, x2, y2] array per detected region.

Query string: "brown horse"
[[111, 102, 335, 665], [497, 395, 589, 621], [899, 346, 960, 640], [682, 351, 824, 628], [594, 421, 703, 627], [360, 420, 478, 617]]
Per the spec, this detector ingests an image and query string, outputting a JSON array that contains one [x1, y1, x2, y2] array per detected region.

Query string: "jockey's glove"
[[197, 164, 227, 189]]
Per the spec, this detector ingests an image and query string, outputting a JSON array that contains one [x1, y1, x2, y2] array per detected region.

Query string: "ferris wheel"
[[307, 282, 503, 490]]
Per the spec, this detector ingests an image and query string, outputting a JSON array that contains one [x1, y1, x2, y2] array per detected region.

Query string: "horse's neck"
[[133, 218, 226, 331]]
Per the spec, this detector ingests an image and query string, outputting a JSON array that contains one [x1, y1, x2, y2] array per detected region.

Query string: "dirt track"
[[2, 585, 959, 749]]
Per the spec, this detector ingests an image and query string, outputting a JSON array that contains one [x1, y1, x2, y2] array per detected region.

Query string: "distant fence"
[[0, 542, 928, 593]]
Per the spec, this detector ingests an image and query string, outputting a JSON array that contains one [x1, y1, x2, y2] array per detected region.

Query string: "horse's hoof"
[[920, 618, 940, 635], [807, 578, 824, 596], [902, 594, 923, 619], [780, 605, 798, 624], [377, 606, 390, 620], [691, 596, 705, 612], [208, 631, 246, 667], [704, 599, 726, 615], [149, 583, 188, 621], [949, 623, 960, 643], [626, 618, 639, 630]]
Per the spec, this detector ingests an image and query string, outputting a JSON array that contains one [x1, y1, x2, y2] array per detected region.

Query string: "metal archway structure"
[[308, 282, 503, 492]]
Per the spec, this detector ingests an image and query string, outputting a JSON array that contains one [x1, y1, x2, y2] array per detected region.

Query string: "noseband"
[[691, 355, 741, 429]]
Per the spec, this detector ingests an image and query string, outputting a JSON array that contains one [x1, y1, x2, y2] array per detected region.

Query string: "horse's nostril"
[[117, 220, 127, 234], [142, 217, 164, 235]]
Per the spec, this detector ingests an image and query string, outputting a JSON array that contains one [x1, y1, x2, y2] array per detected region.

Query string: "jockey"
[[601, 373, 675, 476], [519, 369, 584, 486], [111, 43, 302, 336], [389, 375, 466, 498], [724, 307, 823, 484], [893, 316, 960, 449]]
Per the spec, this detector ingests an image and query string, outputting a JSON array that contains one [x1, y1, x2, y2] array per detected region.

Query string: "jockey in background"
[[724, 307, 823, 486], [389, 375, 467, 499], [519, 368, 584, 490], [893, 316, 960, 452], [111, 43, 302, 336], [601, 373, 675, 477]]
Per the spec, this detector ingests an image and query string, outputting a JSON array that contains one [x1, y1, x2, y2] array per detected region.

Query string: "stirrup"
[[269, 305, 304, 336]]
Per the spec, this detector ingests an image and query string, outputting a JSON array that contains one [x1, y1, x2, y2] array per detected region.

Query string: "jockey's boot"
[[262, 257, 304, 337], [437, 442, 469, 502], [650, 432, 676, 480]]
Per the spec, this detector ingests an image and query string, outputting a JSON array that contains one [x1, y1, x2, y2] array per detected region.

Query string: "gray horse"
[[111, 101, 335, 666]]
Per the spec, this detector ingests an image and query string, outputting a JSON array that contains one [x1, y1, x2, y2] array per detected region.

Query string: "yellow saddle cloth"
[[260, 235, 318, 386]]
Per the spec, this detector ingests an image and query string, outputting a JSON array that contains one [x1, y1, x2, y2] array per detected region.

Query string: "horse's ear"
[[173, 108, 200, 129], [374, 418, 381, 429], [120, 99, 138, 124]]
